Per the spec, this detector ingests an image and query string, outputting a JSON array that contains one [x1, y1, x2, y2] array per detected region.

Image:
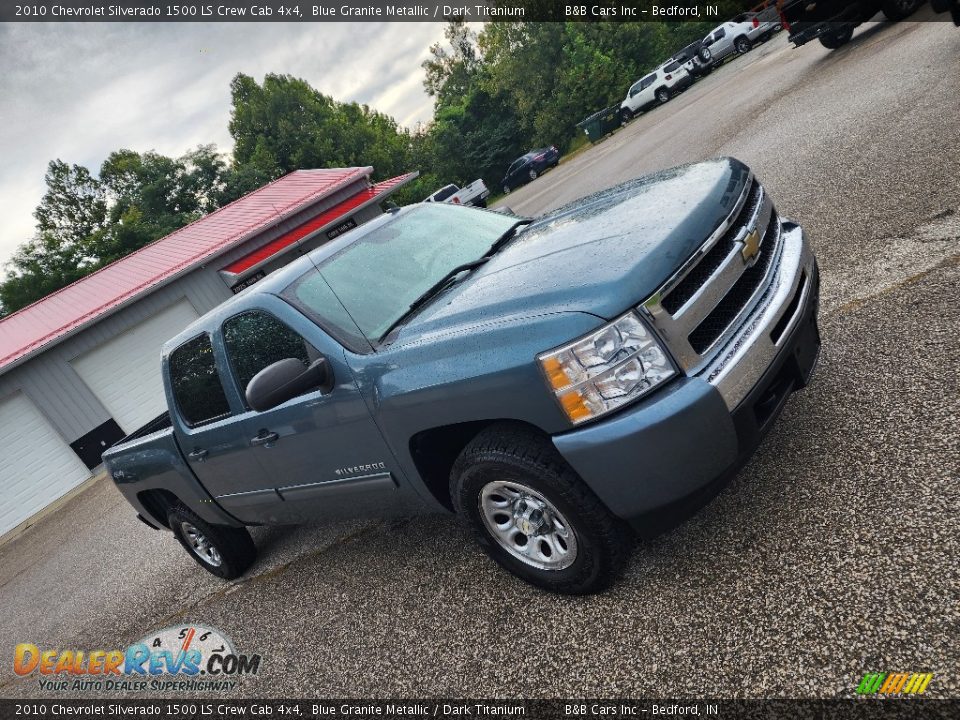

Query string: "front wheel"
[[819, 26, 854, 49], [880, 0, 921, 20], [655, 87, 671, 104], [451, 425, 632, 594], [168, 505, 256, 579]]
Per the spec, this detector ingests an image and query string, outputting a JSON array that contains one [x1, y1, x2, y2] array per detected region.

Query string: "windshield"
[[285, 204, 517, 346]]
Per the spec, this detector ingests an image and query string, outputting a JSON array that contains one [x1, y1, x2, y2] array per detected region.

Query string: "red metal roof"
[[0, 168, 374, 372], [221, 172, 418, 277]]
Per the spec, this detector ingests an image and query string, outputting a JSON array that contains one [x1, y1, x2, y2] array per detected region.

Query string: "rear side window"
[[169, 335, 231, 427], [640, 74, 656, 90], [433, 185, 458, 202], [222, 311, 316, 403], [664, 61, 681, 73]]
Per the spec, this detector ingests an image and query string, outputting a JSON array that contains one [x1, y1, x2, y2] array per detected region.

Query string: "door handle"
[[250, 431, 279, 447], [188, 448, 208, 462]]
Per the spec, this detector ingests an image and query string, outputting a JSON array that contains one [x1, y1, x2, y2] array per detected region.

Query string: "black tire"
[[735, 36, 753, 54], [655, 87, 671, 104], [168, 505, 256, 580], [450, 424, 632, 594], [528, 169, 538, 180], [819, 26, 854, 49], [502, 184, 510, 195], [475, 199, 487, 209], [880, 0, 921, 20], [620, 107, 633, 124]]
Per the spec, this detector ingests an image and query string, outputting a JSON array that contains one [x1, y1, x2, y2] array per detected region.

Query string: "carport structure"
[[0, 167, 416, 537]]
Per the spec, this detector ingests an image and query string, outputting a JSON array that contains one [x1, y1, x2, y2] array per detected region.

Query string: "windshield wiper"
[[378, 258, 490, 343], [484, 218, 533, 257]]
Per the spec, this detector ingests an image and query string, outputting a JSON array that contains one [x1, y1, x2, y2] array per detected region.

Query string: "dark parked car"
[[501, 147, 560, 194]]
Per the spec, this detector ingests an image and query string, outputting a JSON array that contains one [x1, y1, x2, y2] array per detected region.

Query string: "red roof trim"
[[221, 172, 418, 277], [0, 168, 374, 372]]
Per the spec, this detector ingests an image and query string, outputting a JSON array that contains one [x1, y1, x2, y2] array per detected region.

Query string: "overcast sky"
[[0, 22, 448, 266]]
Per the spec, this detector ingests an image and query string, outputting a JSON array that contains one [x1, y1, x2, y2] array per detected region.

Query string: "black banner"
[[1, 699, 959, 720], [0, 1, 779, 23]]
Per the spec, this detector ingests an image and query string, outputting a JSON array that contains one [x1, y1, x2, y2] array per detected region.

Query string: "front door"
[[218, 307, 404, 524], [167, 333, 284, 522]]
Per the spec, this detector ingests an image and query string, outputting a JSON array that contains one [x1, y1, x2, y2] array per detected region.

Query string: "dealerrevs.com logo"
[[856, 672, 934, 695], [13, 624, 261, 693]]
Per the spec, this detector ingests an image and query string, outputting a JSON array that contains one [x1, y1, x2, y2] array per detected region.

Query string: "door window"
[[222, 311, 318, 405], [169, 335, 231, 427]]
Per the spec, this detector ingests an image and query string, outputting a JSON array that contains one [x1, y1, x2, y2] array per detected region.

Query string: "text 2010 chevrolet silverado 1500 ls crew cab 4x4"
[[104, 158, 821, 594]]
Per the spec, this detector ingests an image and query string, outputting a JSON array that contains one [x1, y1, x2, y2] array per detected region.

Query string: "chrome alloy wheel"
[[479, 481, 578, 570], [181, 522, 223, 567]]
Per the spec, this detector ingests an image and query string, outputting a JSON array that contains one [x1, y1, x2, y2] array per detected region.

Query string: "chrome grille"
[[641, 174, 784, 373], [688, 211, 779, 353]]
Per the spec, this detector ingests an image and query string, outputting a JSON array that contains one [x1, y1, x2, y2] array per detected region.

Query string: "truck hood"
[[395, 157, 750, 343]]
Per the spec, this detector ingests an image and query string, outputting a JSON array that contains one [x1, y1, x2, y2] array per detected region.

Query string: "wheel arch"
[[408, 419, 552, 511], [136, 488, 183, 529]]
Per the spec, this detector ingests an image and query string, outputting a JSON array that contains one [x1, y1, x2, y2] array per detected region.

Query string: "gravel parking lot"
[[2, 15, 958, 700]]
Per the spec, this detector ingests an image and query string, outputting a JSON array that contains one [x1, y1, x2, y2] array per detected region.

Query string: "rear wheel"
[[880, 0, 921, 20], [819, 26, 854, 49], [655, 87, 671, 104], [451, 424, 632, 594], [475, 199, 487, 209], [502, 184, 510, 195], [528, 168, 538, 180], [620, 107, 633, 124], [168, 505, 256, 580], [735, 36, 753, 54]]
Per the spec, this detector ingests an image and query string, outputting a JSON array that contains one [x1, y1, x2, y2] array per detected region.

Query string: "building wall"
[[0, 268, 232, 446]]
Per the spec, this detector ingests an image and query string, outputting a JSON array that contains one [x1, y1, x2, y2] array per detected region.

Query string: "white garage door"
[[0, 392, 91, 536], [71, 298, 200, 434]]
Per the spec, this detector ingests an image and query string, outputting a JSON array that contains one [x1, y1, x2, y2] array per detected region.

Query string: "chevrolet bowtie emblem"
[[741, 229, 761, 263]]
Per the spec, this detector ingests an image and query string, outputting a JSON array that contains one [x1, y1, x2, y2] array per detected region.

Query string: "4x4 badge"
[[741, 228, 761, 263]]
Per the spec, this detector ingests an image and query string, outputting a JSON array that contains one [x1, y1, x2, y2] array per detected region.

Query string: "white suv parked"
[[619, 59, 693, 122]]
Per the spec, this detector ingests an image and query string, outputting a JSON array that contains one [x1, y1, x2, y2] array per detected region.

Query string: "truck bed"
[[112, 412, 171, 448]]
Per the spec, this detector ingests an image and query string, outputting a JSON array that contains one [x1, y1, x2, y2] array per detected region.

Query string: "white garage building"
[[0, 167, 416, 536]]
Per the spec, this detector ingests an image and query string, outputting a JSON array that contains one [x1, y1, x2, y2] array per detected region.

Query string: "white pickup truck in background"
[[424, 180, 490, 208]]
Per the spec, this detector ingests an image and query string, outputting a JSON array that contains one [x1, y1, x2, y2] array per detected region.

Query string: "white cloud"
[[0, 21, 446, 266]]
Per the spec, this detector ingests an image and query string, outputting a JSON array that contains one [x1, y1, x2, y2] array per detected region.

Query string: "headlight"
[[538, 312, 676, 424]]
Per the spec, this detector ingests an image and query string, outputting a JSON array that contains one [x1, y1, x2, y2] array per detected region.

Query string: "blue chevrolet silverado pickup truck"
[[104, 158, 820, 594]]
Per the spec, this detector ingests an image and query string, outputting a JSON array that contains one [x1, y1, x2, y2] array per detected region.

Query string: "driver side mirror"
[[245, 357, 333, 412]]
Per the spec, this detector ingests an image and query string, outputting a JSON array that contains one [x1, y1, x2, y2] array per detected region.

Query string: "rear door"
[[217, 297, 406, 524]]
